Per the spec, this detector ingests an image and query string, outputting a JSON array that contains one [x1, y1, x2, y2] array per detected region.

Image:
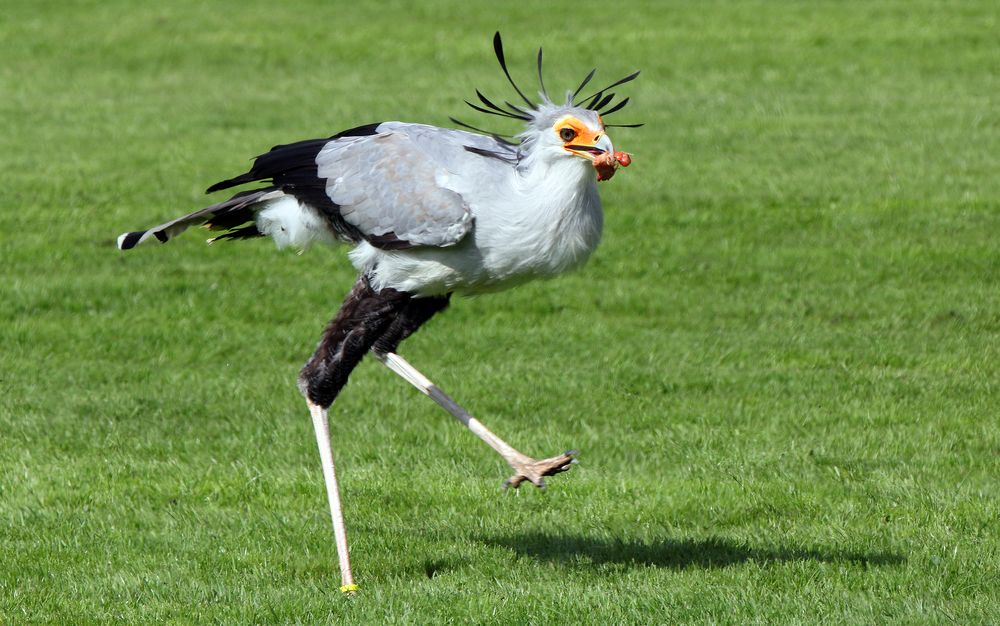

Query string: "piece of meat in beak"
[[594, 150, 632, 181]]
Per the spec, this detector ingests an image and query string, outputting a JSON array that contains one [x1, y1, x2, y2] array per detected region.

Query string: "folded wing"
[[316, 129, 476, 248], [118, 122, 518, 251]]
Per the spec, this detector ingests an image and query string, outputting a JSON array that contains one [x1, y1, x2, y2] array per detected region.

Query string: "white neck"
[[473, 150, 603, 285]]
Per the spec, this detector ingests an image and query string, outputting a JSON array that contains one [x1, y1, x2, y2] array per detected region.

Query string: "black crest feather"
[[574, 70, 641, 107], [536, 47, 548, 100], [457, 33, 643, 135], [600, 97, 631, 117], [572, 68, 597, 100], [493, 32, 535, 108]]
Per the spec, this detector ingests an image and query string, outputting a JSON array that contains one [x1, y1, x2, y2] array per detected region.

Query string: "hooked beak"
[[565, 134, 614, 162], [566, 134, 625, 181]]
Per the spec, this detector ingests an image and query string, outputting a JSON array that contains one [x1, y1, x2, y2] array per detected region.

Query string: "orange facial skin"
[[554, 115, 606, 157], [553, 115, 631, 181]]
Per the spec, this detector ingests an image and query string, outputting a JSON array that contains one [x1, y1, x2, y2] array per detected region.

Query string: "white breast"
[[352, 156, 603, 296]]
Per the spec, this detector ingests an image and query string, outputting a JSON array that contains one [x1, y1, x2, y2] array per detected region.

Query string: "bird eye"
[[559, 127, 577, 142]]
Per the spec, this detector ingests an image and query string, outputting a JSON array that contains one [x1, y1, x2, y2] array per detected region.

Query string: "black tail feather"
[[207, 224, 263, 244], [117, 187, 281, 250]]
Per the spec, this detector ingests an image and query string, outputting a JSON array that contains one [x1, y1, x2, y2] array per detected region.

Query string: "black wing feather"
[[203, 122, 413, 249]]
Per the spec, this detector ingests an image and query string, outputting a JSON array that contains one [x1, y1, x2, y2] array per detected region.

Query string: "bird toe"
[[502, 450, 578, 490]]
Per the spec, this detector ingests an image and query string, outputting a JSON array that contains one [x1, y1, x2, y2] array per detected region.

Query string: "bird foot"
[[503, 450, 578, 489]]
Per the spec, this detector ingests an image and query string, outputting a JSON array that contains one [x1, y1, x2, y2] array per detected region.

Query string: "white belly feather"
[[256, 195, 336, 249]]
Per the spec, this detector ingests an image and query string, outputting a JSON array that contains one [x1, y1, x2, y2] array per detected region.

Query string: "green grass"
[[3, 0, 1000, 623]]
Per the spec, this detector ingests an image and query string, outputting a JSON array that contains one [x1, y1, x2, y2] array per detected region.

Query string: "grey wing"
[[377, 122, 519, 166], [316, 131, 476, 247]]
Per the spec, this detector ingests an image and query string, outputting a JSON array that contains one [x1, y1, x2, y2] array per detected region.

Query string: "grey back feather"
[[316, 124, 516, 247], [118, 123, 520, 252]]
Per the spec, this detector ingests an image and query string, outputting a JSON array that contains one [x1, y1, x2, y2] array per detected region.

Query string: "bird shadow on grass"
[[479, 532, 905, 570]]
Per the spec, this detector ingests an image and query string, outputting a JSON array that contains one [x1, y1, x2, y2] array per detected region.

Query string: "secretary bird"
[[117, 32, 639, 593]]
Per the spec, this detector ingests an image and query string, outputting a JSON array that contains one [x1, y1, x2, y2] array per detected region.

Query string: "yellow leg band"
[[340, 584, 359, 594]]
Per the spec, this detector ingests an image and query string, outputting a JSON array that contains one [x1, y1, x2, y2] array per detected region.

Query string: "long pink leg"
[[307, 400, 357, 594]]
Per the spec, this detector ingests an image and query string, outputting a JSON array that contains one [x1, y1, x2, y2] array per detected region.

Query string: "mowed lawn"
[[3, 0, 999, 623]]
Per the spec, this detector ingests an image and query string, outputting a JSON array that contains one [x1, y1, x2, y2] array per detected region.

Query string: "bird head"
[[523, 105, 624, 181], [451, 32, 641, 182]]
